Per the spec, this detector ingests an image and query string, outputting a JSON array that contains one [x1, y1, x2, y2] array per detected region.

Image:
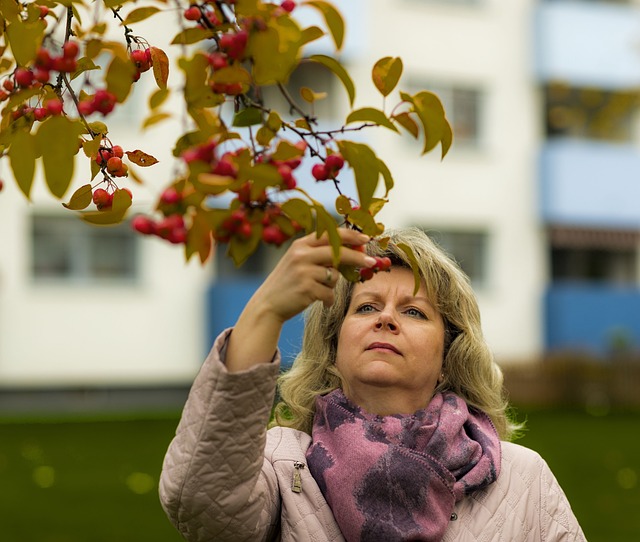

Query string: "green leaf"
[[282, 198, 313, 232], [337, 140, 379, 210], [8, 129, 37, 199], [372, 57, 403, 97], [121, 6, 161, 25], [377, 158, 394, 197], [397, 242, 421, 295], [5, 19, 46, 66], [80, 188, 132, 225], [256, 125, 276, 146], [249, 17, 303, 85], [272, 140, 304, 161], [346, 107, 398, 132], [305, 1, 345, 50], [186, 208, 213, 264], [266, 111, 282, 131], [400, 91, 453, 157], [233, 107, 262, 127], [180, 55, 224, 110], [308, 54, 354, 107], [106, 54, 136, 102], [171, 27, 215, 46], [82, 137, 102, 159], [300, 25, 324, 47], [228, 224, 262, 267], [347, 207, 384, 237], [36, 116, 85, 198], [62, 183, 93, 210], [335, 194, 352, 215], [314, 205, 341, 266]]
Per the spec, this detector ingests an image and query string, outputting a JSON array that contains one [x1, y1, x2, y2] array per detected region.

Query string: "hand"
[[225, 228, 377, 372]]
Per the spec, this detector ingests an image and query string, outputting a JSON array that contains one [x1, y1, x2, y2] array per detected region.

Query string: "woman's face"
[[335, 266, 445, 415]]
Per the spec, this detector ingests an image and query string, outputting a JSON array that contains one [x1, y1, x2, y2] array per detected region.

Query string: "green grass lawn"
[[0, 408, 638, 541]]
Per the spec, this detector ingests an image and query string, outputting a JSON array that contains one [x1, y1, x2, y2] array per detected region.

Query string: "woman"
[[159, 227, 586, 541]]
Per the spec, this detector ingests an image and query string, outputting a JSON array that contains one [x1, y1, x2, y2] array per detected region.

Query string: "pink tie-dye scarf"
[[306, 389, 501, 541]]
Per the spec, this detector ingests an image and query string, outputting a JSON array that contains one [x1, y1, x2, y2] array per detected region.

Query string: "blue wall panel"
[[206, 280, 304, 367], [545, 284, 640, 355]]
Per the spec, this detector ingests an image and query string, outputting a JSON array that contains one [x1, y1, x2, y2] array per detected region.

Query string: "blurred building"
[[1, 0, 640, 408]]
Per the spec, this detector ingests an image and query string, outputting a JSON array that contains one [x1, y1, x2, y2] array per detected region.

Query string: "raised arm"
[[225, 228, 376, 372]]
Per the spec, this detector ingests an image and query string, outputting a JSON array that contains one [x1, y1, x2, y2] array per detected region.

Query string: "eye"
[[355, 303, 377, 314], [405, 307, 427, 319]]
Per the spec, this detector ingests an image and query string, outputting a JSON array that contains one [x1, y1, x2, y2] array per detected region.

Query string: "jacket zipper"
[[292, 461, 305, 493]]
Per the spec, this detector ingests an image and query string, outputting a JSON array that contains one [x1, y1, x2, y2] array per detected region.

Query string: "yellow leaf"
[[186, 209, 213, 264], [300, 25, 324, 47], [142, 112, 171, 130], [256, 125, 275, 146], [80, 188, 132, 225], [337, 140, 379, 210], [82, 137, 102, 159], [300, 86, 327, 103], [272, 140, 305, 161], [121, 6, 161, 25], [106, 55, 136, 102], [346, 107, 398, 132], [400, 91, 453, 157], [8, 129, 37, 199], [171, 27, 215, 46], [5, 19, 46, 66], [150, 46, 169, 90], [249, 18, 303, 86], [62, 183, 93, 210], [392, 112, 419, 139], [36, 116, 85, 198], [125, 149, 158, 167], [294, 118, 311, 130], [281, 198, 313, 232], [266, 111, 282, 131], [0, 0, 21, 23], [304, 1, 344, 50], [372, 57, 403, 98], [308, 54, 354, 107], [149, 88, 170, 110]]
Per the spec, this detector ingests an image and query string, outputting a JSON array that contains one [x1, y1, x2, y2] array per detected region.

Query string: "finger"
[[306, 228, 370, 248]]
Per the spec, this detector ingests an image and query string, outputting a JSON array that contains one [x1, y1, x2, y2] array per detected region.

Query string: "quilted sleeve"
[[159, 328, 283, 542], [537, 455, 587, 541]]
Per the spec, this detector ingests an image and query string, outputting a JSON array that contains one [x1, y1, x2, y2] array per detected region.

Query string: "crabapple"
[[160, 187, 182, 205], [132, 215, 155, 235], [359, 267, 375, 281], [33, 107, 48, 121], [262, 225, 288, 246], [63, 41, 79, 59], [92, 188, 113, 210], [311, 163, 329, 181], [2, 79, 14, 92], [112, 145, 124, 158], [130, 49, 151, 73], [184, 6, 201, 21], [14, 68, 33, 88], [281, 0, 296, 12], [106, 156, 123, 174], [325, 153, 345, 173], [45, 98, 63, 116]]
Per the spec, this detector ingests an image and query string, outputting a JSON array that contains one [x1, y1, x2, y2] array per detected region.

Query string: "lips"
[[366, 342, 401, 355]]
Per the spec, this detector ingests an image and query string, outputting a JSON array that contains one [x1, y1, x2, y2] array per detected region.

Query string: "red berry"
[[112, 145, 124, 158], [78, 100, 94, 115], [33, 68, 50, 84], [2, 79, 14, 92], [358, 267, 375, 281], [325, 153, 344, 173], [95, 148, 113, 166], [131, 215, 155, 235], [14, 68, 33, 88], [281, 0, 295, 12], [63, 41, 80, 59], [311, 163, 329, 181], [0, 179, 3, 192], [52, 56, 77, 73], [92, 188, 113, 210], [45, 98, 63, 116], [106, 156, 122, 173], [34, 107, 48, 121], [160, 187, 182, 205], [262, 225, 288, 246], [207, 52, 228, 70], [130, 49, 151, 72], [184, 6, 201, 21], [168, 228, 188, 244], [212, 160, 237, 177], [35, 48, 53, 69], [38, 5, 49, 18]]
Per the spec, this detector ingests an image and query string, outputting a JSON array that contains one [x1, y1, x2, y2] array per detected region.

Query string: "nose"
[[375, 311, 399, 333]]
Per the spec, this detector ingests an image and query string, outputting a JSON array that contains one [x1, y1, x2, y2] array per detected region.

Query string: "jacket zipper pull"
[[292, 461, 305, 493]]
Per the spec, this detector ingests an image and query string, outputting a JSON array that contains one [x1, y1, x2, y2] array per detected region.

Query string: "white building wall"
[[361, 0, 544, 362]]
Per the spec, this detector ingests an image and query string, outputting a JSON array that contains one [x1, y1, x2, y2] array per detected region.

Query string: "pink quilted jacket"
[[159, 330, 587, 541]]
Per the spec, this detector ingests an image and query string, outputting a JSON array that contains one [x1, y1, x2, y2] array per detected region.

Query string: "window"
[[408, 81, 483, 148], [545, 83, 640, 142], [423, 228, 489, 287], [549, 227, 639, 284], [32, 215, 138, 282], [256, 60, 338, 122]]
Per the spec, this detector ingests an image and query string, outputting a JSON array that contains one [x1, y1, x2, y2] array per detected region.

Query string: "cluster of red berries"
[[0, 42, 80, 105], [92, 186, 132, 211], [130, 48, 153, 82], [131, 187, 188, 245], [358, 256, 392, 281], [184, 4, 221, 26], [213, 204, 300, 247], [94, 145, 129, 177], [7, 96, 64, 122], [78, 89, 118, 117], [311, 154, 345, 181]]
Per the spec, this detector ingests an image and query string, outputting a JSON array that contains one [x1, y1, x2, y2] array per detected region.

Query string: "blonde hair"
[[273, 227, 520, 440]]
